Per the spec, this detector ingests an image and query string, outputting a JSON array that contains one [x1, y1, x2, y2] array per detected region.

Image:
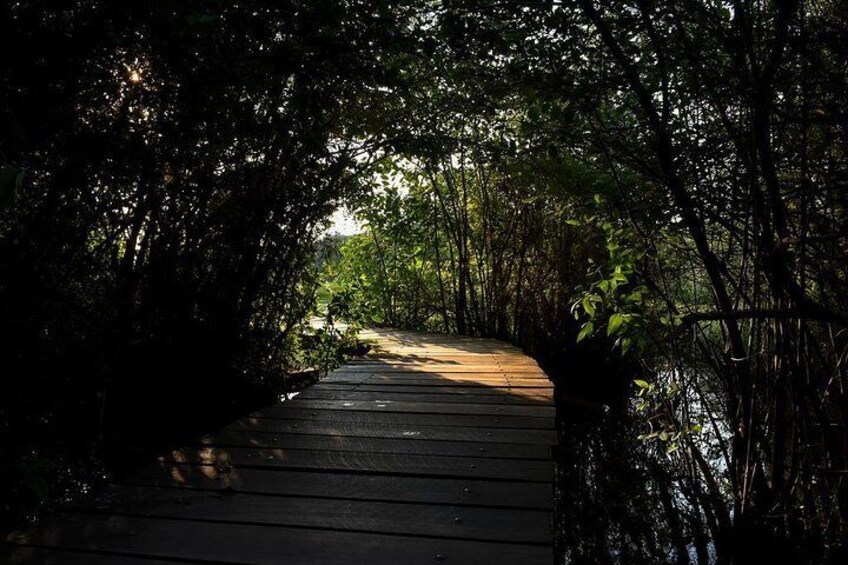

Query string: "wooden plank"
[[341, 365, 544, 373], [312, 384, 554, 399], [328, 371, 551, 381], [386, 356, 534, 360], [207, 429, 551, 459], [329, 370, 548, 378], [273, 398, 555, 418], [163, 446, 554, 482], [366, 342, 521, 348], [367, 364, 539, 370], [351, 354, 536, 364], [364, 355, 524, 361], [8, 513, 553, 565], [367, 348, 513, 353], [351, 357, 536, 362], [251, 407, 555, 430], [1, 546, 179, 565], [298, 389, 550, 406], [364, 359, 524, 364], [125, 465, 554, 509], [322, 374, 552, 388], [367, 348, 511, 353], [224, 418, 559, 445], [73, 486, 552, 543]]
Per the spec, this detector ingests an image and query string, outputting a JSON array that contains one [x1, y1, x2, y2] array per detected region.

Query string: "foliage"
[[0, 0, 412, 528], [321, 1, 848, 563], [4, 1, 848, 563]]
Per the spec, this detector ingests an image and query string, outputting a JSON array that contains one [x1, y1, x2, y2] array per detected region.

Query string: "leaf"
[[634, 379, 650, 389], [576, 321, 594, 342], [582, 296, 595, 316], [565, 218, 580, 226], [607, 313, 624, 336], [612, 271, 628, 282]]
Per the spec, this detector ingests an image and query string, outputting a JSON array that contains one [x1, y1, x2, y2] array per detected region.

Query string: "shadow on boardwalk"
[[4, 329, 557, 565]]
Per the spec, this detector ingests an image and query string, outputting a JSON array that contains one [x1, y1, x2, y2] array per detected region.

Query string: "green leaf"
[[634, 379, 650, 389], [607, 313, 624, 336], [582, 296, 595, 316], [576, 321, 594, 342]]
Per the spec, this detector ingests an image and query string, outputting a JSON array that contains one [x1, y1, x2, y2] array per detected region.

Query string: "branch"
[[672, 308, 848, 339]]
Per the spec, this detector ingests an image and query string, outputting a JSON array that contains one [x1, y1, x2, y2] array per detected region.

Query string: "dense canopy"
[[2, 1, 847, 563]]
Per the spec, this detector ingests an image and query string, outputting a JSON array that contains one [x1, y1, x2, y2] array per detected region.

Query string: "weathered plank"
[[124, 465, 555, 509], [73, 485, 552, 543], [208, 429, 552, 459], [260, 398, 555, 418], [224, 417, 559, 444], [298, 389, 551, 406], [162, 445, 554, 482], [336, 371, 546, 378], [252, 407, 555, 429], [340, 364, 545, 373], [312, 383, 554, 399], [322, 374, 552, 387], [328, 367, 552, 378], [8, 513, 553, 565], [0, 547, 180, 565]]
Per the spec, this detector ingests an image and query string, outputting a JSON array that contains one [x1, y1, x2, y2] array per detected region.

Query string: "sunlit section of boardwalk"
[[4, 329, 556, 565]]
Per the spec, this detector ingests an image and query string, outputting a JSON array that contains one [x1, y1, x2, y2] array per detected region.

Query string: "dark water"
[[553, 397, 699, 565], [524, 339, 676, 563]]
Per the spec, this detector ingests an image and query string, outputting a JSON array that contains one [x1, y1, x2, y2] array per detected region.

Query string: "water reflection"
[[554, 398, 714, 565]]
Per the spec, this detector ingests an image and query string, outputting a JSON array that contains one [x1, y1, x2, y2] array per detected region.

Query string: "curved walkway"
[[5, 329, 556, 564]]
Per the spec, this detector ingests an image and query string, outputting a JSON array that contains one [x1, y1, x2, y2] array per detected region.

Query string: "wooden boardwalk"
[[4, 329, 556, 564]]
